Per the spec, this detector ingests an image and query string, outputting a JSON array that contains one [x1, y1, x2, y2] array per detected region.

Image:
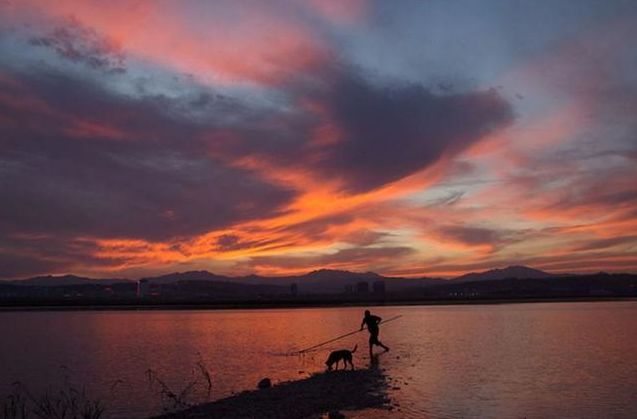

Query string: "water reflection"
[[0, 302, 636, 418]]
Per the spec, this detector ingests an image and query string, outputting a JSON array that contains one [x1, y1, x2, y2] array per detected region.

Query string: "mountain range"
[[3, 266, 636, 303], [453, 265, 553, 282], [4, 265, 563, 294], [8, 274, 128, 287]]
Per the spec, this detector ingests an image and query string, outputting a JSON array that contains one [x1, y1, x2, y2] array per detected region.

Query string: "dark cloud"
[[0, 234, 124, 279], [434, 224, 533, 252], [312, 70, 514, 191], [212, 64, 514, 192], [214, 234, 283, 253], [0, 253, 65, 279], [276, 212, 354, 237], [437, 225, 503, 246], [29, 18, 126, 73], [0, 69, 295, 243], [215, 234, 242, 250], [533, 167, 637, 214], [341, 230, 392, 246], [571, 236, 637, 252]]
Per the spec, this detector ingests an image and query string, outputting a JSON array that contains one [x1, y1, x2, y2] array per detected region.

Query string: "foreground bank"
[[152, 368, 390, 419]]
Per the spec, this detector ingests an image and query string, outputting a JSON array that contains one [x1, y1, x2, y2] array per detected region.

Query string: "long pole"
[[296, 315, 402, 354]]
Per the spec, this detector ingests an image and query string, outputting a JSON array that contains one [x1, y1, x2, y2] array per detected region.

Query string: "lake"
[[1, 302, 636, 418]]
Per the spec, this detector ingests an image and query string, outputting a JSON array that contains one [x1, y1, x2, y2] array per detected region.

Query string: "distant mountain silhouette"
[[306, 269, 382, 280], [4, 267, 559, 291], [5, 269, 442, 294], [9, 274, 130, 287], [240, 269, 440, 293], [277, 269, 385, 293], [453, 265, 552, 282], [3, 268, 637, 303]]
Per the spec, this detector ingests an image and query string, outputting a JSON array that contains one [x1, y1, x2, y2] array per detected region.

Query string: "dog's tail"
[[351, 344, 358, 353]]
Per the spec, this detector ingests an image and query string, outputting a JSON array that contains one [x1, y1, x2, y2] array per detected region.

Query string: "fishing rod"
[[296, 315, 403, 354]]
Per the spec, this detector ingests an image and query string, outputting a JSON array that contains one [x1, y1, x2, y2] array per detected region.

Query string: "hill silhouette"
[[0, 265, 578, 291], [8, 274, 130, 287], [134, 268, 441, 294], [454, 265, 552, 282], [1, 266, 636, 305]]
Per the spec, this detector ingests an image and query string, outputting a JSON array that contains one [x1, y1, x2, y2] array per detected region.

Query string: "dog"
[[325, 345, 357, 371]]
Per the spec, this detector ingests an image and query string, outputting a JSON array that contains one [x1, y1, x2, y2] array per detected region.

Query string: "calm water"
[[1, 302, 637, 418]]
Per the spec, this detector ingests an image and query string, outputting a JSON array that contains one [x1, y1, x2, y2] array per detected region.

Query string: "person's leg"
[[375, 332, 389, 352]]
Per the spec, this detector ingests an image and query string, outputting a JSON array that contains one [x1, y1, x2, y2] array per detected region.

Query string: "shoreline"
[[1, 296, 635, 312], [151, 368, 389, 419]]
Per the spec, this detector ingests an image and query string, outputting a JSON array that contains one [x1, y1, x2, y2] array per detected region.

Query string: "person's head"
[[364, 310, 370, 317]]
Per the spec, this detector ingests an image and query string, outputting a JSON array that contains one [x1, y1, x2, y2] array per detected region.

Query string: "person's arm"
[[360, 318, 366, 330], [374, 315, 382, 324]]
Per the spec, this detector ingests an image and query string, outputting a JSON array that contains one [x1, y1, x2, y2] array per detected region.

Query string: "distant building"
[[137, 279, 150, 297], [290, 283, 298, 297], [356, 281, 369, 294], [372, 281, 386, 295], [344, 284, 354, 295]]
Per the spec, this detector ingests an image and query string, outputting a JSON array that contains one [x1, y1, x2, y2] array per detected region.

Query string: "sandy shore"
[[151, 367, 389, 419]]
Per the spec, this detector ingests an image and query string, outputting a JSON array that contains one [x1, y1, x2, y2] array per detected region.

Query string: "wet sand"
[[152, 367, 389, 419]]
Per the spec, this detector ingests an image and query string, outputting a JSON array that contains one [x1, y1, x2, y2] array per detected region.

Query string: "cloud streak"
[[29, 17, 126, 73]]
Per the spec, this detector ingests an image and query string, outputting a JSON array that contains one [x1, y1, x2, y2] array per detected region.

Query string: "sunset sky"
[[1, 0, 636, 279]]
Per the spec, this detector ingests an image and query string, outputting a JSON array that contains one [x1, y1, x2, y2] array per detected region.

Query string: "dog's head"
[[325, 351, 339, 370], [325, 356, 335, 370]]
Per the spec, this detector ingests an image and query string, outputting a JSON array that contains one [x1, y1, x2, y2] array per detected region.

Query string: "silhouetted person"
[[360, 310, 389, 357]]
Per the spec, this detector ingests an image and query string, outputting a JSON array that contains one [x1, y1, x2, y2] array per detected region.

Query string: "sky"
[[0, 0, 636, 279]]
